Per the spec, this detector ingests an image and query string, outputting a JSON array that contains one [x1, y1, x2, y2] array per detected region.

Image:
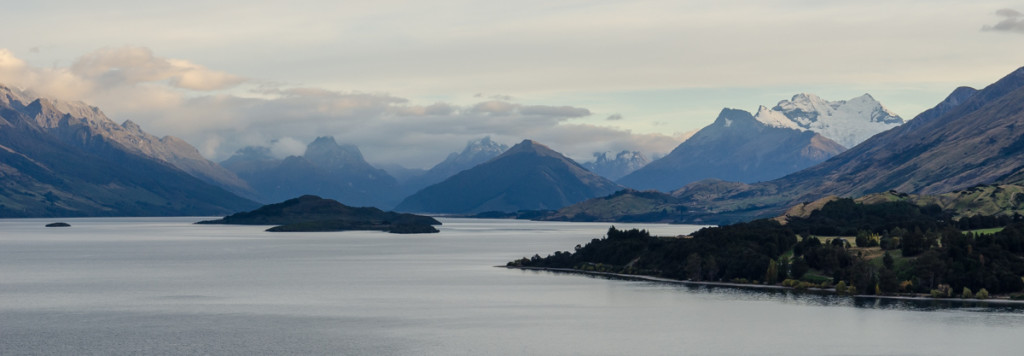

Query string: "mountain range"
[[396, 140, 623, 213], [221, 136, 403, 208], [617, 93, 902, 192], [0, 85, 257, 217], [4, 64, 1020, 222], [618, 108, 846, 192], [553, 66, 1024, 224], [583, 151, 649, 181], [755, 93, 904, 148], [1, 86, 256, 199], [398, 137, 508, 195]]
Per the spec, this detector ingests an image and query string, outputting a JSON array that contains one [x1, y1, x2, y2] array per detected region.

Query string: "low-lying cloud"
[[0, 46, 680, 168]]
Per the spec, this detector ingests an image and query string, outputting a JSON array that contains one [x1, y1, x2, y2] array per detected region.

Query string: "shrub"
[[976, 288, 990, 299], [899, 280, 913, 293], [835, 281, 847, 294], [961, 287, 974, 299], [931, 284, 953, 298]]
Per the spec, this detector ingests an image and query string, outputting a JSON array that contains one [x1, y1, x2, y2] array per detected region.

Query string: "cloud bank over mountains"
[[0, 46, 679, 168]]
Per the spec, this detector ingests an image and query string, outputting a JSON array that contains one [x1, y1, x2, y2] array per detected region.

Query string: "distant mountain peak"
[[618, 107, 845, 192], [463, 136, 506, 155], [396, 139, 622, 213], [454, 136, 507, 163], [755, 93, 903, 148], [121, 119, 143, 133], [903, 86, 978, 131], [584, 150, 649, 181], [949, 86, 980, 98], [304, 136, 366, 169], [309, 135, 338, 146], [503, 139, 559, 157], [712, 108, 757, 127], [0, 84, 33, 109], [222, 137, 401, 208], [399, 136, 509, 195]]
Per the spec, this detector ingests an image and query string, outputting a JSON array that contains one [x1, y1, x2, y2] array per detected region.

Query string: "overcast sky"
[[3, 1, 1024, 168]]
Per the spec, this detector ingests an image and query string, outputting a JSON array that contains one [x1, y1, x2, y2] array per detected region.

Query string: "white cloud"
[[70, 46, 244, 91], [0, 47, 682, 169], [270, 137, 308, 158]]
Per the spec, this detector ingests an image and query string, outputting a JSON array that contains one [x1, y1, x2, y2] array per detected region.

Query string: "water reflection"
[[532, 268, 1024, 313]]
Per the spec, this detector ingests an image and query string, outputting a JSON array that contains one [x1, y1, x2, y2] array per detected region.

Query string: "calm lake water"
[[1, 217, 1022, 355]]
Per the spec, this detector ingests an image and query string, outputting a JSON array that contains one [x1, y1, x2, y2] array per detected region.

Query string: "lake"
[[1, 217, 1022, 355]]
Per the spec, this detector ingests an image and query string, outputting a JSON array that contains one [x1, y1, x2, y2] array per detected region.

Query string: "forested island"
[[510, 198, 1024, 300], [198, 195, 441, 234]]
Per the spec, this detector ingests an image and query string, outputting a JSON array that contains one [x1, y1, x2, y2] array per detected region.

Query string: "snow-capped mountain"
[[755, 93, 903, 148], [584, 151, 649, 181], [397, 136, 509, 194], [617, 108, 846, 192]]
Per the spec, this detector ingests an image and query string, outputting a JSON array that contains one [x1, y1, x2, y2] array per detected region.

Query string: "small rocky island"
[[45, 222, 71, 227], [197, 195, 441, 234]]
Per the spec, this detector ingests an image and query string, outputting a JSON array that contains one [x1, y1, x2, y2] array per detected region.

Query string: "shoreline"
[[500, 265, 1024, 305]]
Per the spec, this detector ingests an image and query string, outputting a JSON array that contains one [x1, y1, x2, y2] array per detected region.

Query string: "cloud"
[[0, 47, 681, 169], [0, 48, 92, 100], [518, 105, 590, 118], [473, 93, 512, 101], [606, 113, 623, 121], [270, 137, 308, 158], [470, 100, 517, 115], [70, 46, 245, 91], [997, 9, 1022, 17], [983, 8, 1024, 33]]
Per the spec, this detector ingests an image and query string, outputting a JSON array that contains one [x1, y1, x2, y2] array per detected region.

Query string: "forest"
[[509, 199, 1024, 298]]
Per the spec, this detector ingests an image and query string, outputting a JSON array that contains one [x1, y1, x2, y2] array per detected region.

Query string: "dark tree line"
[[511, 198, 1024, 296], [510, 220, 798, 283]]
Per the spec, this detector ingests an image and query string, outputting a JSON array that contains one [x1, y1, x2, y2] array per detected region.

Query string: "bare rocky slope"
[[0, 88, 258, 217], [0, 85, 255, 199]]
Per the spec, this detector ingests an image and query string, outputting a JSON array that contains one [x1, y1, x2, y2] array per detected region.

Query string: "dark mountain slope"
[[395, 140, 622, 214], [222, 137, 402, 208], [398, 137, 508, 196], [618, 108, 845, 192]]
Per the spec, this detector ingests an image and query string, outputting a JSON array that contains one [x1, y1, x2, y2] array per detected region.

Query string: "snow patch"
[[754, 93, 903, 148]]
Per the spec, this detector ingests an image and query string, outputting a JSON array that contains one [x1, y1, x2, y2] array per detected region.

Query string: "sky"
[[2, 0, 1024, 168]]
